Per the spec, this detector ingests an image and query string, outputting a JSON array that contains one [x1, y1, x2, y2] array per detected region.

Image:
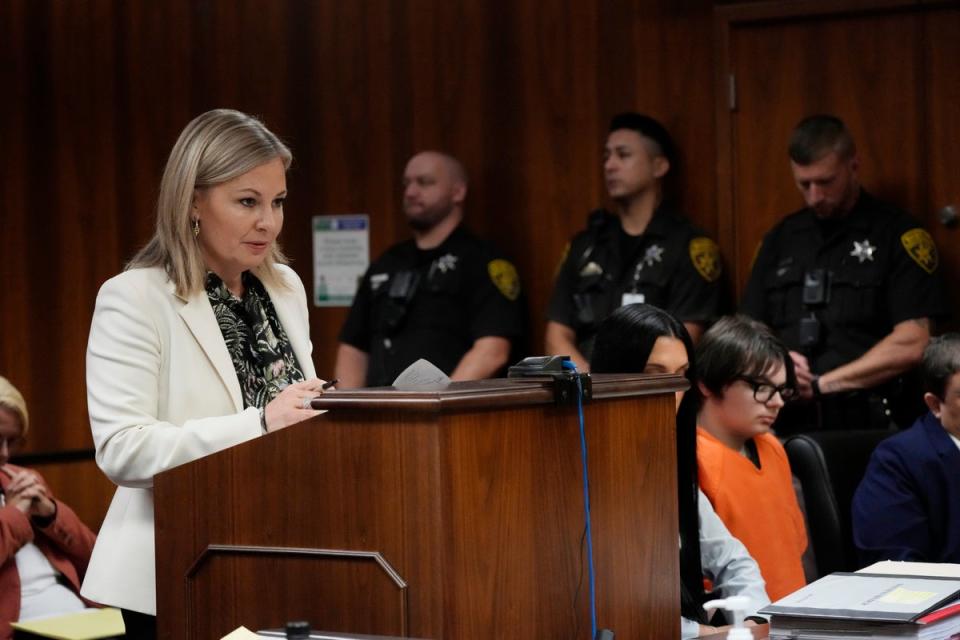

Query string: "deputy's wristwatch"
[[811, 376, 823, 398]]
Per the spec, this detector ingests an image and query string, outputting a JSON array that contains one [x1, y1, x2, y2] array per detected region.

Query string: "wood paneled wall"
[[6, 0, 959, 536], [3, 0, 956, 544], [1, 0, 719, 529]]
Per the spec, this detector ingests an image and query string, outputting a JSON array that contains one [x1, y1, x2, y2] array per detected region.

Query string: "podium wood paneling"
[[154, 374, 684, 639]]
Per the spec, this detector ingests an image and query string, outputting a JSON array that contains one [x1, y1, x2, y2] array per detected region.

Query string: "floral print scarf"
[[205, 271, 305, 409]]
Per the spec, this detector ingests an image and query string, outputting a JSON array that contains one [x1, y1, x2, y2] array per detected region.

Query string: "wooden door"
[[923, 5, 960, 325], [716, 1, 960, 321]]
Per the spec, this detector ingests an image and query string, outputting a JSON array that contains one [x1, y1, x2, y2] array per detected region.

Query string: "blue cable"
[[563, 360, 598, 640]]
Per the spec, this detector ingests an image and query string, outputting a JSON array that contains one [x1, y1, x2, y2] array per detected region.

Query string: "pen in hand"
[[301, 379, 339, 410]]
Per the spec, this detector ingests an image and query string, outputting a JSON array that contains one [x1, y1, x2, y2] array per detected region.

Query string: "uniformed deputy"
[[741, 115, 947, 433], [545, 113, 723, 370], [336, 151, 524, 388]]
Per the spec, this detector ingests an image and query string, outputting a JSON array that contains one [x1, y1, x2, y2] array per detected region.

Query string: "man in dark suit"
[[852, 334, 960, 564]]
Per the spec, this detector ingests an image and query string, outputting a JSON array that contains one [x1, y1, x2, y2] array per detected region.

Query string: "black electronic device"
[[507, 355, 572, 376], [799, 313, 822, 348], [379, 270, 421, 335], [285, 621, 311, 639], [802, 268, 830, 306], [508, 355, 592, 406]]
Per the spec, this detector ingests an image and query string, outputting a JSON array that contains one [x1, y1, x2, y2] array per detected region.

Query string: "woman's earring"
[[192, 218, 200, 237]]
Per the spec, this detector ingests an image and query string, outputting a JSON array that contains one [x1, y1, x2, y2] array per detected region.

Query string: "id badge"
[[621, 292, 645, 306]]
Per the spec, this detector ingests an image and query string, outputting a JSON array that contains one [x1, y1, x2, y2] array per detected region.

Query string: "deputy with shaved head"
[[336, 151, 524, 388]]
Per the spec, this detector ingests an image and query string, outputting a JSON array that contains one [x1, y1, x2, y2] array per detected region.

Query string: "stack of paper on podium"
[[760, 566, 960, 639]]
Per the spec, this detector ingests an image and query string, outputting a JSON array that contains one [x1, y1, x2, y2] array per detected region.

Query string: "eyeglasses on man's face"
[[735, 376, 797, 403]]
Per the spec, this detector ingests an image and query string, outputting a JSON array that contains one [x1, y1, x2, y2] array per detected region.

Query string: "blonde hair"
[[128, 109, 293, 296], [0, 375, 29, 437]]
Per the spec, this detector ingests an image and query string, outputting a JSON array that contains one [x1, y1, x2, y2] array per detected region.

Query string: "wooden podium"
[[154, 374, 684, 639]]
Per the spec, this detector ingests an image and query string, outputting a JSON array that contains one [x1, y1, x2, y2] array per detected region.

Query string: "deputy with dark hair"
[[741, 114, 946, 433], [852, 334, 960, 565], [546, 113, 723, 370]]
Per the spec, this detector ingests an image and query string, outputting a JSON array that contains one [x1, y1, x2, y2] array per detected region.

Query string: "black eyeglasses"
[[735, 377, 797, 403]]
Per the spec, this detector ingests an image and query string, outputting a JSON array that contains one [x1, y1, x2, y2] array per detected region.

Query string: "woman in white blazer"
[[82, 110, 329, 638]]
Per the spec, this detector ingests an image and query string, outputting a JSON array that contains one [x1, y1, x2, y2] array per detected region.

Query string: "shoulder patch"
[[488, 259, 521, 301], [689, 237, 722, 283], [900, 228, 938, 274]]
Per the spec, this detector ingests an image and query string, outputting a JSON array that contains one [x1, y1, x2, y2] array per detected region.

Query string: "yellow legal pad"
[[10, 608, 124, 639]]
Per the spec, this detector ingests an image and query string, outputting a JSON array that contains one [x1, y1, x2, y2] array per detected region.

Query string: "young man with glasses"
[[695, 315, 808, 601]]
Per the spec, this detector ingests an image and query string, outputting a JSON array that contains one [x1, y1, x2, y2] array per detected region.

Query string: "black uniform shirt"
[[339, 225, 524, 387], [547, 206, 723, 355], [741, 190, 947, 374]]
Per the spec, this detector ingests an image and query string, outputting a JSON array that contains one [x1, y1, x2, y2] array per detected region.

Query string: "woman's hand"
[[5, 469, 56, 518], [263, 378, 332, 433]]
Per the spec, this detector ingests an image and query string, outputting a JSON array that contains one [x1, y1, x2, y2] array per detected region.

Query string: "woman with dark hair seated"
[[591, 304, 769, 638]]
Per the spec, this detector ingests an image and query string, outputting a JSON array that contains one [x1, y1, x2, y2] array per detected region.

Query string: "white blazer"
[[81, 265, 316, 615]]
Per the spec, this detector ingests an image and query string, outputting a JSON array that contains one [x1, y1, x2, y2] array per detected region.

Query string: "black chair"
[[784, 430, 892, 578]]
